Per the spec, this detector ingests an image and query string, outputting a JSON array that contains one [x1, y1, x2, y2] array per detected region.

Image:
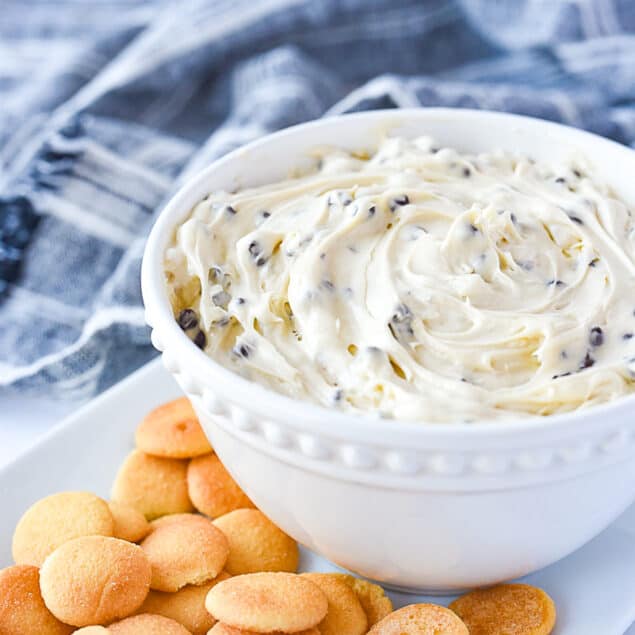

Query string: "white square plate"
[[1, 359, 634, 634]]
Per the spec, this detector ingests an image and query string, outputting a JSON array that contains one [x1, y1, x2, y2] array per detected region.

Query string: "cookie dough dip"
[[164, 136, 635, 423]]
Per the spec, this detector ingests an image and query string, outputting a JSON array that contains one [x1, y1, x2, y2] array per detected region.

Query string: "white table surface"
[[0, 395, 76, 468]]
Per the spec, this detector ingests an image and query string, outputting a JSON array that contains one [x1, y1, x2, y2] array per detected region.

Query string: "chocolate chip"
[[623, 333, 633, 340], [368, 205, 376, 217], [462, 167, 471, 177], [248, 241, 267, 267], [225, 205, 237, 215], [552, 371, 571, 379], [232, 343, 251, 358], [573, 169, 582, 178], [468, 223, 479, 235], [568, 214, 584, 225], [262, 211, 271, 218], [177, 309, 198, 330], [321, 279, 335, 291], [212, 290, 231, 309], [589, 327, 604, 347], [248, 241, 261, 257], [547, 279, 565, 287], [237, 297, 245, 305], [390, 195, 409, 211], [388, 303, 414, 341], [510, 213, 518, 224], [555, 177, 566, 184], [333, 389, 343, 402], [580, 352, 595, 369], [193, 330, 206, 349]]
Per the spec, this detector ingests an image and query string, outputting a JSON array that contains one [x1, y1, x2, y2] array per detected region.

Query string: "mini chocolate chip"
[[580, 352, 595, 369], [589, 257, 599, 268], [262, 211, 271, 218], [239, 344, 251, 357], [212, 290, 231, 309], [552, 371, 572, 379], [568, 214, 584, 225], [322, 279, 335, 291], [177, 308, 198, 330], [547, 279, 565, 287], [462, 167, 471, 177], [573, 169, 582, 178], [510, 213, 518, 224], [589, 326, 604, 347], [430, 147, 440, 154], [225, 205, 237, 215], [193, 330, 207, 349], [248, 241, 261, 257], [555, 177, 566, 184], [623, 333, 633, 340], [368, 205, 376, 217], [468, 223, 479, 235], [237, 297, 245, 304], [256, 256, 267, 267], [333, 389, 343, 402], [390, 195, 409, 211]]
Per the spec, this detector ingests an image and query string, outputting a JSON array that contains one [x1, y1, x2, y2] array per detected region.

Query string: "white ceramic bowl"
[[142, 109, 635, 592]]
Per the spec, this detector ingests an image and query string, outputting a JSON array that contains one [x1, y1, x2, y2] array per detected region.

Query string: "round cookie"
[[302, 573, 367, 635], [0, 565, 73, 635], [108, 501, 151, 542], [208, 625, 319, 635], [39, 536, 151, 627], [111, 450, 193, 520], [449, 583, 556, 635], [109, 614, 191, 634], [12, 491, 114, 566], [213, 509, 298, 575], [368, 603, 469, 635], [136, 397, 212, 459], [187, 454, 254, 518], [205, 572, 328, 633], [140, 515, 228, 592], [73, 628, 110, 634], [150, 513, 205, 531], [332, 574, 393, 626], [138, 571, 230, 634]]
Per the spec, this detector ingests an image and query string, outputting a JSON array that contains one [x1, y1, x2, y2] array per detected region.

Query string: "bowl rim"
[[142, 107, 635, 442]]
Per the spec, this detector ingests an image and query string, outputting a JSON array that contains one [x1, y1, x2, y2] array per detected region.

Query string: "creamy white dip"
[[164, 136, 635, 423]]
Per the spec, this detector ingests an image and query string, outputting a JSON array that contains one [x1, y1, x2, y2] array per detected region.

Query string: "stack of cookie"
[[0, 397, 557, 634]]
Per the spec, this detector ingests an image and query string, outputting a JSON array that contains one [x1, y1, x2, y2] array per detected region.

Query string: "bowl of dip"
[[142, 109, 635, 592]]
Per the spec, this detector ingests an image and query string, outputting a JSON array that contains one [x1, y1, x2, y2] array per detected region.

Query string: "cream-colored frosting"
[[164, 136, 635, 423]]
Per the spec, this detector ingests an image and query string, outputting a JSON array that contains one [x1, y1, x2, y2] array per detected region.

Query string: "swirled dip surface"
[[165, 136, 635, 423]]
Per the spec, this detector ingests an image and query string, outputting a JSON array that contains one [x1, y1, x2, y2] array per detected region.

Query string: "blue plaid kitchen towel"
[[1, 0, 635, 401]]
